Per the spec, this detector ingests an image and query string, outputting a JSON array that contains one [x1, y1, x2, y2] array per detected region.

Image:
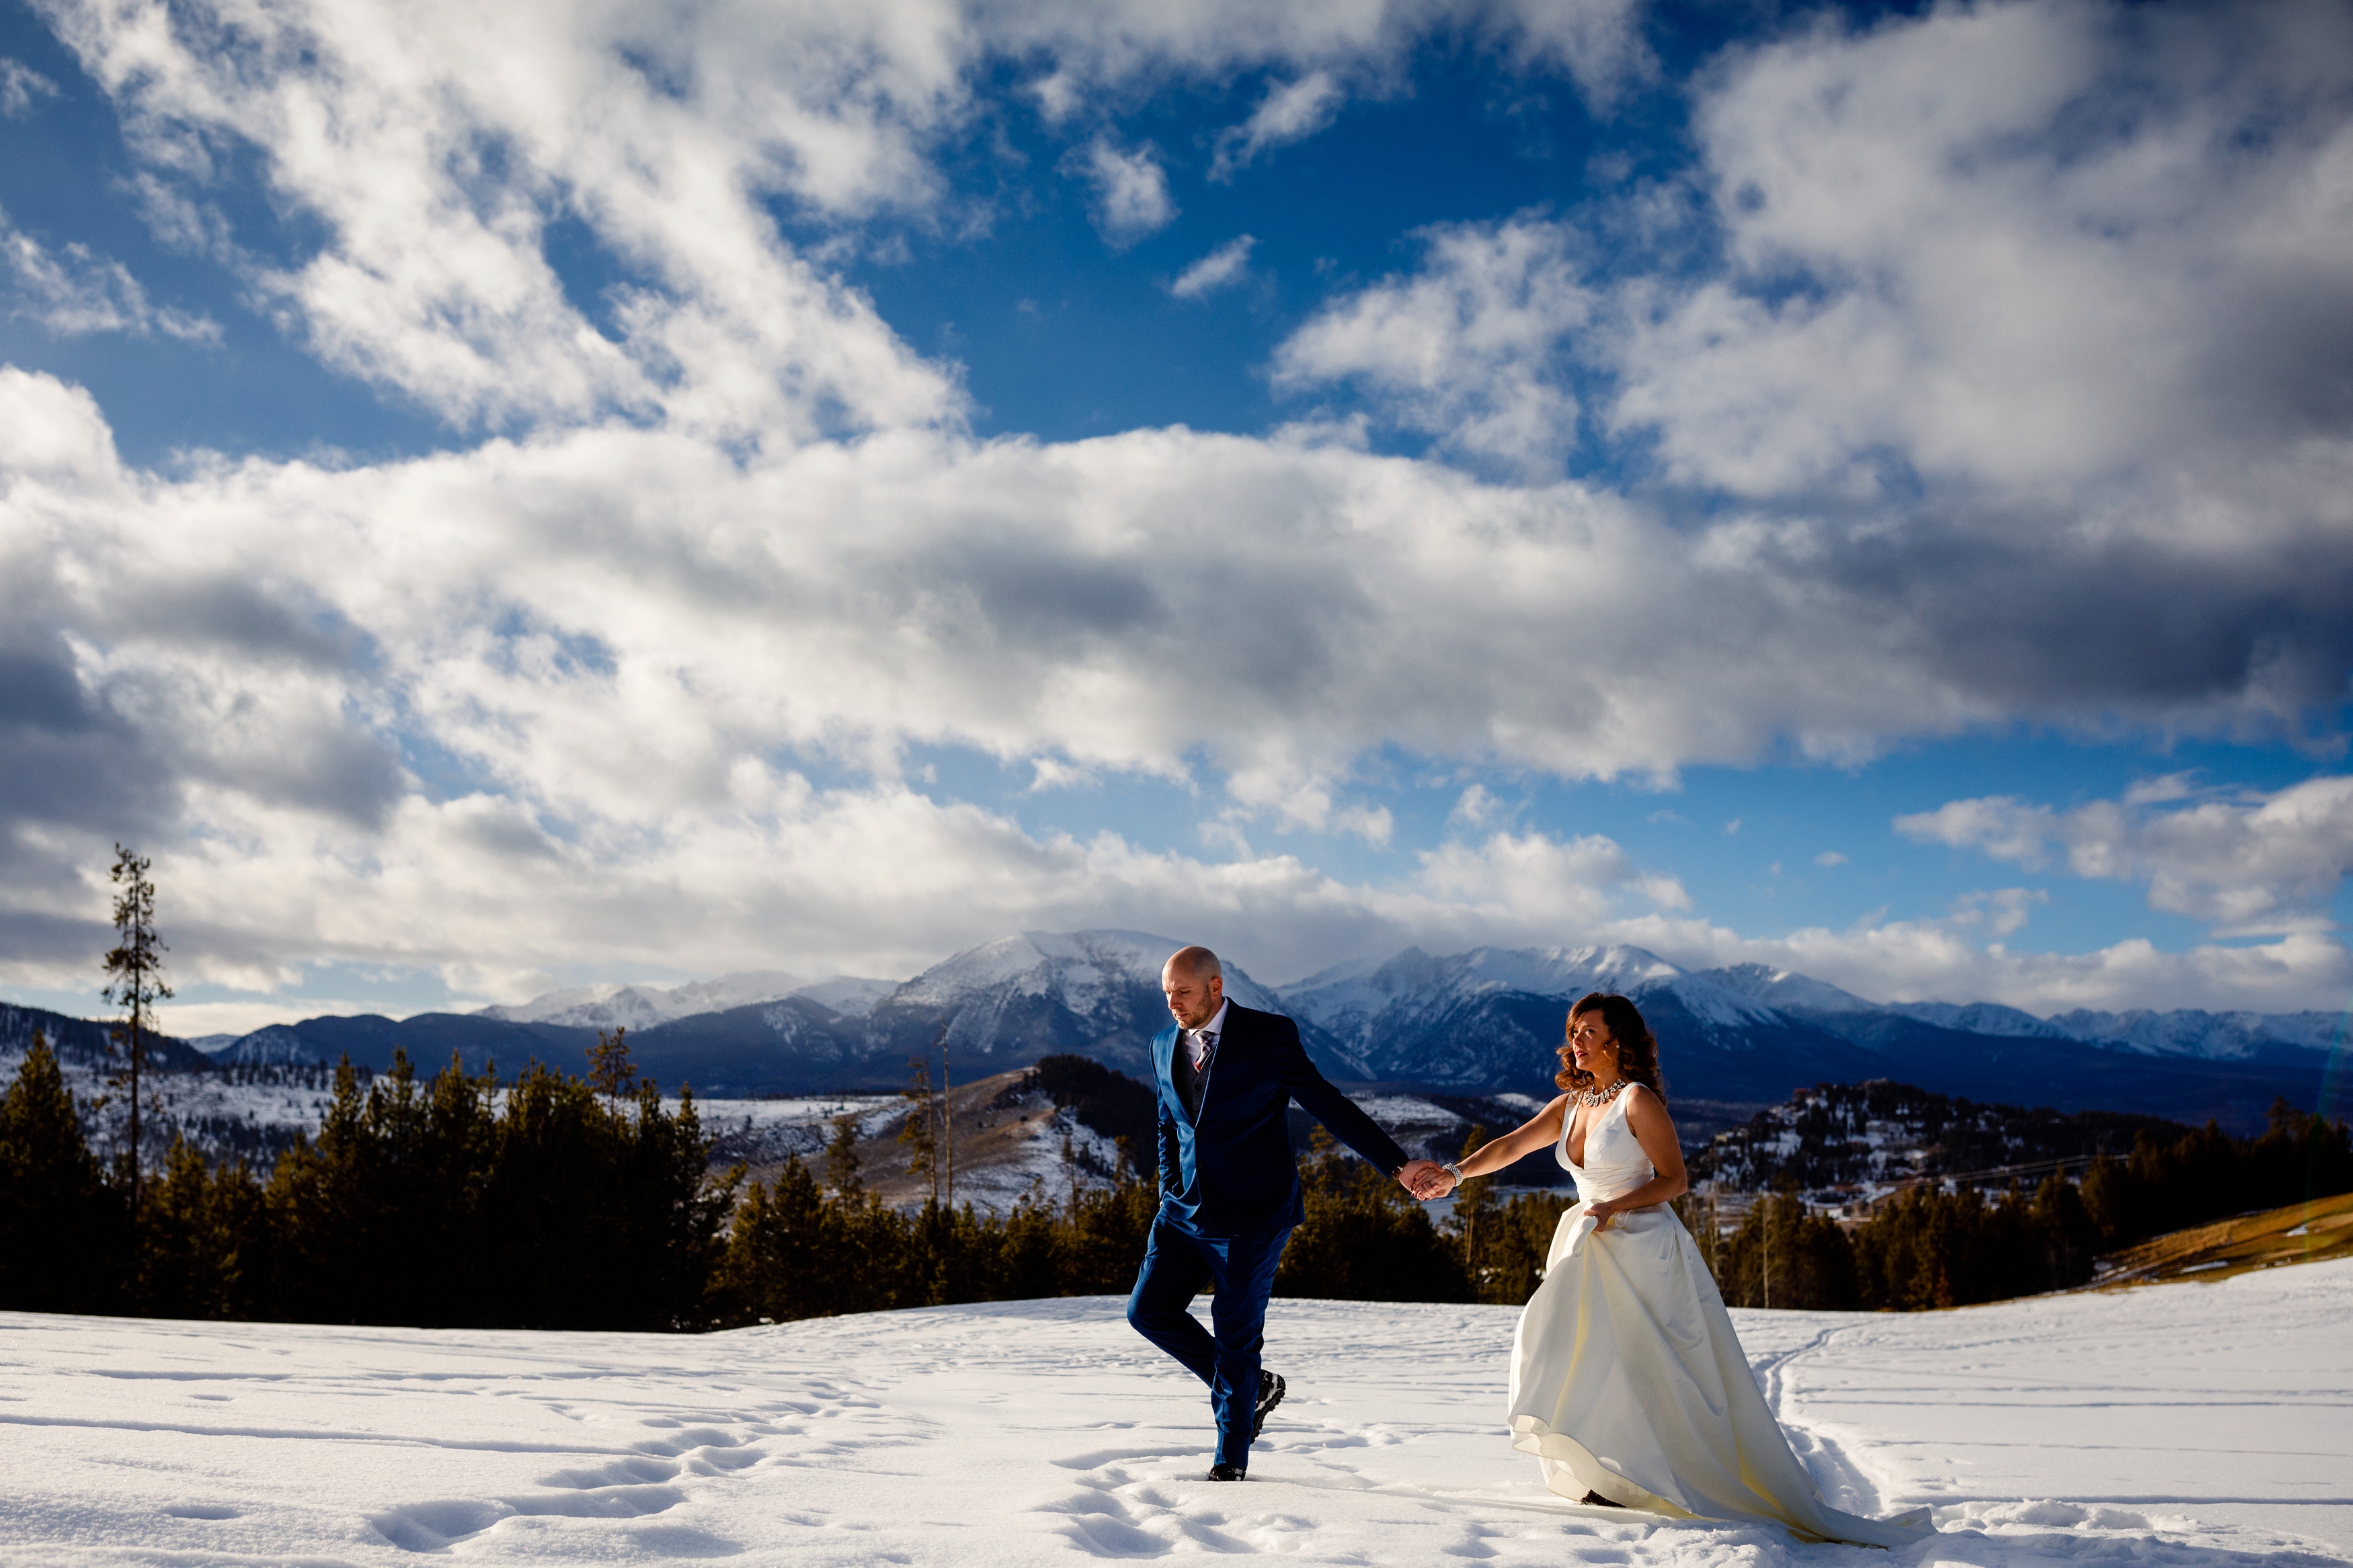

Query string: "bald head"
[[1166, 945, 1222, 983], [1161, 945, 1226, 1030]]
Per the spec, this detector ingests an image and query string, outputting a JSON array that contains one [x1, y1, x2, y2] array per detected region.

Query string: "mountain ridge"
[[15, 934, 2338, 1134]]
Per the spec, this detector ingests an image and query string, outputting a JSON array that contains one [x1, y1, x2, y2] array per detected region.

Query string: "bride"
[[1425, 992, 1930, 1548]]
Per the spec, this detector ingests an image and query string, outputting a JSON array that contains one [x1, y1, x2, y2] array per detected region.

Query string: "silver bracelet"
[[1442, 1161, 1464, 1186]]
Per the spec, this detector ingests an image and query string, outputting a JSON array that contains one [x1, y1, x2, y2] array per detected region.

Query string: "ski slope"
[[0, 1260, 2345, 1566]]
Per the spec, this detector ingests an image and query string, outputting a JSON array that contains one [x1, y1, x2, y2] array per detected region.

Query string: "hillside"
[[1691, 1079, 2194, 1207], [2093, 1190, 2353, 1287]]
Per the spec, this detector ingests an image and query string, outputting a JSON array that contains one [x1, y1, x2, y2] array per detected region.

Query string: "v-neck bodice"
[[1556, 1089, 1650, 1203]]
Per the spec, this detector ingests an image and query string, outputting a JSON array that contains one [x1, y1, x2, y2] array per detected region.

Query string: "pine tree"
[[1277, 1128, 1472, 1303], [586, 1027, 637, 1113], [900, 1056, 939, 1205], [824, 1111, 865, 1200], [0, 1032, 123, 1311], [101, 845, 171, 1223]]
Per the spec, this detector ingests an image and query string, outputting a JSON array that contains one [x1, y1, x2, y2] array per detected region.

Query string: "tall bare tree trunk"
[[103, 845, 171, 1230]]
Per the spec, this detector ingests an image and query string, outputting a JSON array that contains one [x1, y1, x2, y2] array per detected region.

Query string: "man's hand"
[[1396, 1159, 1449, 1201]]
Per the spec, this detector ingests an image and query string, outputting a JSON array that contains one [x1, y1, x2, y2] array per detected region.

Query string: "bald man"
[[1127, 944, 1447, 1481]]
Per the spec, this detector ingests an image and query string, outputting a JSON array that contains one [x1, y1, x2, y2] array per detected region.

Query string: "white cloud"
[[1169, 235, 1254, 298], [1274, 216, 1592, 474], [6, 0, 2353, 1018], [2, 210, 220, 341], [1954, 886, 2046, 940], [1274, 1, 2353, 741], [1812, 850, 1847, 867], [1617, 909, 2353, 1018], [1211, 71, 1346, 179], [40, 0, 967, 437], [0, 58, 58, 120], [1068, 136, 1177, 247], [1897, 776, 2353, 936], [1485, 0, 1651, 110], [1604, 0, 2353, 500], [1027, 757, 1096, 792], [1449, 784, 1503, 827]]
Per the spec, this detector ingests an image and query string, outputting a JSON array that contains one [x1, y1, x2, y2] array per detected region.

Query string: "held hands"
[[1396, 1159, 1452, 1202]]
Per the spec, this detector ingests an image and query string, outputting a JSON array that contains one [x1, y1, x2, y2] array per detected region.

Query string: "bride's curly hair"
[[1554, 992, 1667, 1102]]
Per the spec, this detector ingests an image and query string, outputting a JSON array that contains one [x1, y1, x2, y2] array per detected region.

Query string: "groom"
[[1127, 944, 1446, 1481]]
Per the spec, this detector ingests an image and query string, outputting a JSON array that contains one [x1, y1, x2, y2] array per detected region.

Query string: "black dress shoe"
[[1580, 1490, 1627, 1509], [1252, 1370, 1285, 1438], [1207, 1463, 1247, 1481]]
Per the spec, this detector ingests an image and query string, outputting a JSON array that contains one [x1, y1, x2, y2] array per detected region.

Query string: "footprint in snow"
[[367, 1422, 770, 1553]]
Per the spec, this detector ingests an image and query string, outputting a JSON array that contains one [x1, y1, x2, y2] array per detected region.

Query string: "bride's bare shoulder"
[[1623, 1082, 1673, 1122]]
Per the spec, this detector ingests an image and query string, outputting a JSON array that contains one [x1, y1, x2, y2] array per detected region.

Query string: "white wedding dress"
[[1505, 1089, 1932, 1548]]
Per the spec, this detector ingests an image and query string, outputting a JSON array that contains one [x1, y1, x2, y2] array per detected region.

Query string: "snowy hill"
[[3, 1260, 2346, 1562]]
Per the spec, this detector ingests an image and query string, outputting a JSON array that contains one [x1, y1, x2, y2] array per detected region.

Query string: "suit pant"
[[1125, 1216, 1291, 1469]]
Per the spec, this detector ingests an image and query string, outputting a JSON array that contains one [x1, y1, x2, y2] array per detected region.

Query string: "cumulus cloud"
[[1484, 0, 1653, 110], [1618, 908, 2353, 1018], [1068, 136, 1178, 246], [1275, 216, 1592, 474], [1897, 776, 2353, 936], [1169, 235, 1254, 298], [39, 0, 965, 437], [6, 0, 2353, 1016], [3, 210, 219, 341], [1283, 1, 2353, 739], [1210, 72, 1346, 179], [1605, 0, 2353, 501]]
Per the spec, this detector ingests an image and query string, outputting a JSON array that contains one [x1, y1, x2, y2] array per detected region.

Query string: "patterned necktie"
[[1189, 1028, 1217, 1071]]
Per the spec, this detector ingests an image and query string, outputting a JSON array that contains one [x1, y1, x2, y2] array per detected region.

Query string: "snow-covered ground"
[[3, 1260, 2345, 1566]]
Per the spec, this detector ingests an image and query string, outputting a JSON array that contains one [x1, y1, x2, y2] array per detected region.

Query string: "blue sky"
[[3, 0, 2352, 1034]]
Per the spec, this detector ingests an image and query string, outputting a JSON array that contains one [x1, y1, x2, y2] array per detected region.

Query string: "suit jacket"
[[1154, 1001, 1412, 1238]]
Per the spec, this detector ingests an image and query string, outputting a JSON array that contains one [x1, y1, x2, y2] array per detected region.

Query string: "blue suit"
[[1125, 1001, 1412, 1469]]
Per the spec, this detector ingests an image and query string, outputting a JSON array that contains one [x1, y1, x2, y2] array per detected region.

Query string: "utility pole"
[[102, 845, 171, 1227]]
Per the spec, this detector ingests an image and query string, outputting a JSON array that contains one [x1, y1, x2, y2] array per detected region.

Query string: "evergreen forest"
[[2, 1032, 2347, 1330]]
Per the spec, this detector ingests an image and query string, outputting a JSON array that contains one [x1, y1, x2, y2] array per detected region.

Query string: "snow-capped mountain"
[[26, 931, 2334, 1136], [791, 976, 896, 1018], [479, 971, 807, 1030], [1699, 963, 1882, 1016], [1283, 944, 1780, 1063], [1279, 942, 2331, 1126], [1887, 1001, 2073, 1039], [2044, 1007, 2345, 1060], [840, 929, 1331, 1082], [1277, 944, 1845, 1095]]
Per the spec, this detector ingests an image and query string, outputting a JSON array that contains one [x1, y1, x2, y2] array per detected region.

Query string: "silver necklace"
[[1575, 1077, 1629, 1108]]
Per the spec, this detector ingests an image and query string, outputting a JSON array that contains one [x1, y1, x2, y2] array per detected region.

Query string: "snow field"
[[0, 1260, 2346, 1567]]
